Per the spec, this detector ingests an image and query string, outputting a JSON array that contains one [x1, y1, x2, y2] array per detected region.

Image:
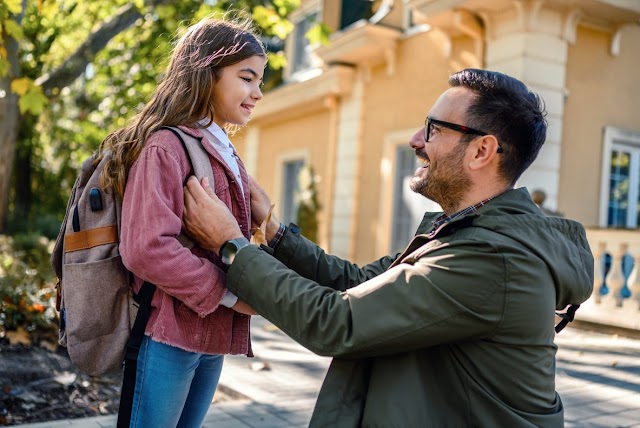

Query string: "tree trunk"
[[13, 140, 32, 223], [0, 34, 21, 233]]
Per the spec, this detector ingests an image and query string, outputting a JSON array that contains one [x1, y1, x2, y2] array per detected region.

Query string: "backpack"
[[50, 126, 214, 377]]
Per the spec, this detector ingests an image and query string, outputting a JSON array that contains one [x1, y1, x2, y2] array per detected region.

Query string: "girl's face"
[[211, 55, 266, 128]]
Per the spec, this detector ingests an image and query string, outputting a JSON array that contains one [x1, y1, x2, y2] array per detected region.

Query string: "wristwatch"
[[220, 237, 250, 267]]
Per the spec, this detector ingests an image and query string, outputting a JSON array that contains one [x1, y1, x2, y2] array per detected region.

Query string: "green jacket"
[[227, 188, 594, 427]]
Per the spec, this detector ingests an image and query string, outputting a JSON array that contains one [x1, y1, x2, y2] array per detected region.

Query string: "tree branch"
[[35, 0, 168, 94]]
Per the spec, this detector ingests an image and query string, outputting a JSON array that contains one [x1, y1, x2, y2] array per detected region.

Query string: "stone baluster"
[[633, 251, 640, 310], [605, 243, 628, 307], [593, 242, 606, 304]]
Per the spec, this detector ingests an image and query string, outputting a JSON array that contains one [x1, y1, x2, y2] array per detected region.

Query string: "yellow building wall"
[[237, 110, 332, 245], [230, 127, 248, 156], [561, 25, 640, 227], [351, 31, 480, 264]]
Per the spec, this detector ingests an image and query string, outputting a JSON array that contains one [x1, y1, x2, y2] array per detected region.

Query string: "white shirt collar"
[[198, 119, 234, 149]]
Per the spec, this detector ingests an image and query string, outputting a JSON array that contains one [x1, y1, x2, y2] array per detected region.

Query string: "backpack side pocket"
[[62, 253, 132, 376]]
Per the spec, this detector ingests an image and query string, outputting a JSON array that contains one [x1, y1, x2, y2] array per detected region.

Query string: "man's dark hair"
[[448, 69, 547, 186]]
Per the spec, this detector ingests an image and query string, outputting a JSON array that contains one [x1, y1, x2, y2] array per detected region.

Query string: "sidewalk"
[[556, 327, 640, 427], [14, 318, 640, 428]]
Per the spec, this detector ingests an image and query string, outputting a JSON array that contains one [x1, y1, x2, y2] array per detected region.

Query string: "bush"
[[295, 165, 321, 243], [0, 234, 57, 342]]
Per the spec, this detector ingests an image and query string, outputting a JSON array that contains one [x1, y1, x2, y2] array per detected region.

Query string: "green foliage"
[[253, 5, 294, 39], [0, 234, 57, 338], [268, 50, 287, 70], [3, 17, 22, 40], [295, 165, 321, 243], [4, 0, 297, 238], [17, 81, 48, 114], [2, 0, 23, 15], [306, 22, 331, 46]]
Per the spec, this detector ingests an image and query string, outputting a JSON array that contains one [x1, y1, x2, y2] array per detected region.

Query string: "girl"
[[98, 16, 265, 427]]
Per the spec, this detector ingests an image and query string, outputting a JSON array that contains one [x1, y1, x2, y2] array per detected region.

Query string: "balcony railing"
[[576, 228, 640, 331]]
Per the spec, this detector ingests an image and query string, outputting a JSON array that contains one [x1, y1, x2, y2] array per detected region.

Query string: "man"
[[183, 69, 594, 427]]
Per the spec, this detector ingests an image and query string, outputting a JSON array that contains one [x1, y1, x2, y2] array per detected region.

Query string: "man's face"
[[409, 87, 475, 212]]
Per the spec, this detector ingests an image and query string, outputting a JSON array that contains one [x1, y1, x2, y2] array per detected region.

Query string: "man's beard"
[[410, 144, 472, 214]]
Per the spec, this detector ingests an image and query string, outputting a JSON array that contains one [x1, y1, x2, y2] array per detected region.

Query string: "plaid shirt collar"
[[431, 195, 497, 232]]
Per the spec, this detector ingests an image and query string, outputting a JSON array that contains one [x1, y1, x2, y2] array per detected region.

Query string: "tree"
[[0, 0, 297, 234]]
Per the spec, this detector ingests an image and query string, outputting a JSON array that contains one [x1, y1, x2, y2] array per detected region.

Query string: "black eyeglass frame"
[[425, 117, 503, 153]]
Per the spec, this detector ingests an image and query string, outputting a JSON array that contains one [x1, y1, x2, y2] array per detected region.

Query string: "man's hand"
[[249, 176, 281, 242], [183, 176, 243, 254], [232, 299, 257, 316]]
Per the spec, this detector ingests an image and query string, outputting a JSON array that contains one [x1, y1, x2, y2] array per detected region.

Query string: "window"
[[281, 159, 305, 225], [291, 13, 318, 75], [390, 146, 441, 253], [340, 0, 374, 29], [600, 127, 640, 228]]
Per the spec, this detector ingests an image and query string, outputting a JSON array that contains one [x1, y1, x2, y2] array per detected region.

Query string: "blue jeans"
[[129, 336, 224, 427]]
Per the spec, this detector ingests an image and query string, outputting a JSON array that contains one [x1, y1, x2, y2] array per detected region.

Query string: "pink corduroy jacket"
[[120, 126, 252, 356]]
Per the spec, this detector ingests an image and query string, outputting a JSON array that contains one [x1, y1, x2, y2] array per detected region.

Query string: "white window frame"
[[377, 129, 441, 256], [275, 150, 310, 225], [285, 0, 322, 82], [599, 126, 640, 228]]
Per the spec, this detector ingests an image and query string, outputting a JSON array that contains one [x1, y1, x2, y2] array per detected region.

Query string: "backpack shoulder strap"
[[159, 126, 215, 250], [555, 304, 580, 333], [159, 126, 215, 190], [117, 280, 155, 428]]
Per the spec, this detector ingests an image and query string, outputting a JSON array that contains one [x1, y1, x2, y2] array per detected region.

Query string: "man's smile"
[[415, 149, 430, 175]]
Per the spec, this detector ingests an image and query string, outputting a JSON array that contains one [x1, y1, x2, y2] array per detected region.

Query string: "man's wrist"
[[220, 236, 250, 266], [267, 223, 286, 250], [265, 219, 281, 242]]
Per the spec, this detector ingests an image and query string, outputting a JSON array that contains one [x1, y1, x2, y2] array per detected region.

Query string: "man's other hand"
[[183, 176, 243, 254]]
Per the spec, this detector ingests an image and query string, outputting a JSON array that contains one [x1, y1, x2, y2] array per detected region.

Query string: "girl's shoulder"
[[142, 126, 206, 164], [146, 126, 204, 153], [135, 126, 204, 176]]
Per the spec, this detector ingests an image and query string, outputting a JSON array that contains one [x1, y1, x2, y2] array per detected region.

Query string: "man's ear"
[[468, 135, 501, 171]]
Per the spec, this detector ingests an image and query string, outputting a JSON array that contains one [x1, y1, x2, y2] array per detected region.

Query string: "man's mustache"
[[415, 149, 429, 162]]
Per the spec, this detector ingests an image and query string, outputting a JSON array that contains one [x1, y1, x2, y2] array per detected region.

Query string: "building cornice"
[[313, 20, 402, 77], [251, 65, 355, 124], [408, 0, 640, 55]]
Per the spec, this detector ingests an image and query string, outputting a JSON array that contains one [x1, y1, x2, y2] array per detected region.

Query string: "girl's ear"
[[468, 135, 501, 171]]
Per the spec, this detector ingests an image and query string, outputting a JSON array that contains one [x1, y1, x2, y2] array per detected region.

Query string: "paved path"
[[14, 318, 640, 427], [556, 328, 640, 427]]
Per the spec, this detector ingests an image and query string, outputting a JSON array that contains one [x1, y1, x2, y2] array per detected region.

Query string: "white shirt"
[[199, 120, 243, 308], [200, 120, 244, 194]]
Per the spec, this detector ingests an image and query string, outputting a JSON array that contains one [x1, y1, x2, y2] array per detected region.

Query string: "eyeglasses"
[[425, 117, 503, 153]]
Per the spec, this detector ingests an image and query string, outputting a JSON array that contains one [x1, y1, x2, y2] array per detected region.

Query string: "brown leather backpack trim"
[[64, 225, 119, 252]]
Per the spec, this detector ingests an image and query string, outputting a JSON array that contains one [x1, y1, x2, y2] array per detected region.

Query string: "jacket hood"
[[442, 188, 594, 309]]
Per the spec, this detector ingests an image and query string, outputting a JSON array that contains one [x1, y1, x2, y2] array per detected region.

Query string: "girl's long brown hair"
[[98, 16, 265, 199]]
